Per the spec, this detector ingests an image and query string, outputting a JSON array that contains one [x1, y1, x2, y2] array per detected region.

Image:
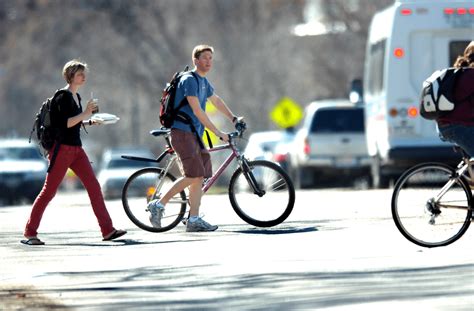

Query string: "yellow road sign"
[[270, 97, 303, 128]]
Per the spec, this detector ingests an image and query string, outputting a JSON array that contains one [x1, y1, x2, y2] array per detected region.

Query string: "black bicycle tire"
[[391, 162, 472, 247], [122, 167, 187, 233], [228, 160, 295, 227]]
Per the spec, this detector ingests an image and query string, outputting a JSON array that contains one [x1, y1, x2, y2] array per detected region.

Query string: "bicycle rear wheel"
[[122, 167, 187, 232], [391, 163, 472, 247], [229, 160, 295, 227]]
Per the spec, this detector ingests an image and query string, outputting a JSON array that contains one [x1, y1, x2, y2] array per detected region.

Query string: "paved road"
[[1, 189, 473, 310]]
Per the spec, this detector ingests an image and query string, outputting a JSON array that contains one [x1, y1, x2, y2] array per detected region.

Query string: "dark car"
[[0, 139, 47, 205]]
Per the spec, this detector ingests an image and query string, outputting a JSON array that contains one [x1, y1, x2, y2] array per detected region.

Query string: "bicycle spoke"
[[229, 160, 295, 227], [122, 168, 186, 232]]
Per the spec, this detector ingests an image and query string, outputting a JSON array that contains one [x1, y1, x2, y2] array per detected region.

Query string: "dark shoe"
[[21, 237, 45, 245], [103, 229, 127, 241]]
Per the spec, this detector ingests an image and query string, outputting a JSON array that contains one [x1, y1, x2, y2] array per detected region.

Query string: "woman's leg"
[[24, 146, 72, 237], [439, 124, 474, 156], [70, 147, 115, 237]]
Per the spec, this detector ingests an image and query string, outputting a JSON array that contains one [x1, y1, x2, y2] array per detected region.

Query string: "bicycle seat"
[[150, 128, 171, 137]]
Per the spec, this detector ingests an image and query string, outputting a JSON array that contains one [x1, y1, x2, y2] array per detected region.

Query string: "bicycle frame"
[[430, 157, 473, 212], [122, 133, 264, 196], [202, 143, 238, 192], [178, 140, 265, 195]]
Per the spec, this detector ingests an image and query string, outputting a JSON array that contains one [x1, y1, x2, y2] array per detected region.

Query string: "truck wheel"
[[293, 167, 314, 189]]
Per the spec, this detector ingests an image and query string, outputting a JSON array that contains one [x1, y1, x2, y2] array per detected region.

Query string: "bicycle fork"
[[239, 157, 265, 197]]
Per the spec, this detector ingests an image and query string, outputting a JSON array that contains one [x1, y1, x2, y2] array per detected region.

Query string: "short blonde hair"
[[192, 45, 214, 61], [62, 59, 88, 83]]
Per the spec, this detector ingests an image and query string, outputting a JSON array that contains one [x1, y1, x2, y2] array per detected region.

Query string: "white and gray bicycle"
[[391, 146, 473, 247]]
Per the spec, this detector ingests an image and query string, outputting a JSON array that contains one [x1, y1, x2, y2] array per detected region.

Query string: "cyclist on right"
[[437, 41, 474, 154]]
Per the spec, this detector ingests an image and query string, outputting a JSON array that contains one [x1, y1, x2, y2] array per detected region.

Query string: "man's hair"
[[192, 45, 214, 60], [62, 59, 88, 83]]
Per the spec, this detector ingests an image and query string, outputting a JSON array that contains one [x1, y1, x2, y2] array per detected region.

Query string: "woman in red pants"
[[22, 59, 126, 245]]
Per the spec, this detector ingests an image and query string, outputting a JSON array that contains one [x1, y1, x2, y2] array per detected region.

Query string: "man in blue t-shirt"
[[149, 45, 242, 232]]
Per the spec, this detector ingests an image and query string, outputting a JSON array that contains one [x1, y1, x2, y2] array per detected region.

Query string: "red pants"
[[24, 144, 115, 238]]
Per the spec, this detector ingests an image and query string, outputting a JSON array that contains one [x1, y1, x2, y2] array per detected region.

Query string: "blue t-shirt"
[[172, 71, 214, 136]]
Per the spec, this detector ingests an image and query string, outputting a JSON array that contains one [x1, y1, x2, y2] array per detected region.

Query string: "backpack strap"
[[204, 130, 213, 149], [47, 142, 61, 173]]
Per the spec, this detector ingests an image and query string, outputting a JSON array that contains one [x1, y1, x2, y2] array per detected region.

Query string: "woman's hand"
[[82, 119, 100, 126], [85, 99, 98, 115]]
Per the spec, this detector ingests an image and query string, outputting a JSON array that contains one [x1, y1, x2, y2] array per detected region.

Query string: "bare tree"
[[0, 0, 392, 156]]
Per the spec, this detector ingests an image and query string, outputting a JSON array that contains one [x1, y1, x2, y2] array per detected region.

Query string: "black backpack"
[[29, 90, 67, 153], [159, 66, 198, 128], [420, 67, 467, 120]]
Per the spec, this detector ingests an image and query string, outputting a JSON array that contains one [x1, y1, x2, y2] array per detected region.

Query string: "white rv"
[[363, 0, 474, 188]]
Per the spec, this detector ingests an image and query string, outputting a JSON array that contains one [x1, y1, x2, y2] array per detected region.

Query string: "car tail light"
[[389, 107, 418, 118], [444, 8, 455, 15], [408, 106, 418, 118], [400, 8, 412, 15], [394, 48, 405, 58], [273, 153, 287, 162], [444, 7, 474, 15], [389, 108, 398, 117], [303, 137, 310, 155]]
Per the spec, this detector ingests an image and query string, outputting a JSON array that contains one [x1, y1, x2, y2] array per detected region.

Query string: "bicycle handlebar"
[[227, 121, 247, 142]]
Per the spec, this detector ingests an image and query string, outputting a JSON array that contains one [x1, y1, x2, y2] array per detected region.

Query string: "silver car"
[[0, 139, 47, 205], [97, 147, 157, 200]]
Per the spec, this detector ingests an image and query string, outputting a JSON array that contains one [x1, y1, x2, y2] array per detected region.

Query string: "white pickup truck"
[[288, 99, 370, 189]]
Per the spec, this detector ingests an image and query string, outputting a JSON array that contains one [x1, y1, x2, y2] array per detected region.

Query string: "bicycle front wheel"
[[122, 168, 187, 232], [391, 163, 472, 247], [229, 160, 295, 227]]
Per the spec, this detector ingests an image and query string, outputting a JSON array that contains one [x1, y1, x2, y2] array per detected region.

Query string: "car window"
[[0, 147, 42, 160], [310, 108, 365, 133]]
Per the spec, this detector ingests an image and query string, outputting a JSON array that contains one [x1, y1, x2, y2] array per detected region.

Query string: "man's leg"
[[159, 176, 202, 211], [187, 177, 204, 217]]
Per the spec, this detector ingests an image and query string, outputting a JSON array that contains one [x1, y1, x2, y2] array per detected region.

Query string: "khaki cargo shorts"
[[170, 128, 212, 178]]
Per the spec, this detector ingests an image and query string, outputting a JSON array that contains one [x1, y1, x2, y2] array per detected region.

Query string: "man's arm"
[[208, 94, 239, 123], [187, 96, 228, 142]]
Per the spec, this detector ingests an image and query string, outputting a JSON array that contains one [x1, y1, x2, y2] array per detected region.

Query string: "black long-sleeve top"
[[51, 90, 83, 146]]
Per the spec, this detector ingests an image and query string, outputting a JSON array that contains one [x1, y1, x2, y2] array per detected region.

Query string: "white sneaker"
[[186, 217, 218, 232], [148, 200, 165, 228]]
